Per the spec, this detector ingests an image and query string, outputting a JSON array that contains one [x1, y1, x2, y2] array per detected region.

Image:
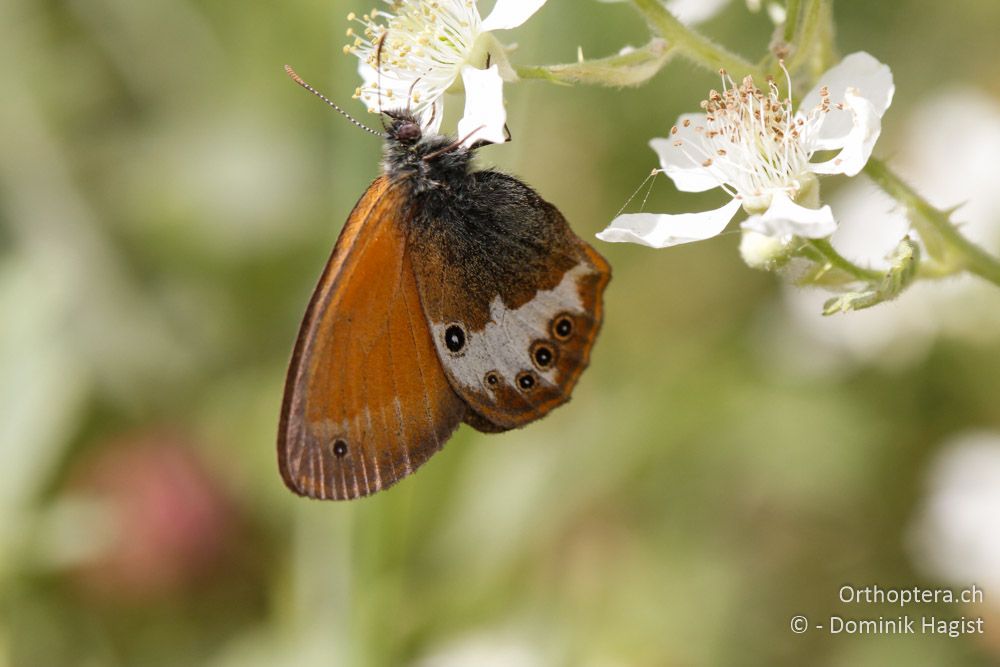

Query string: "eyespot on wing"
[[407, 171, 611, 431]]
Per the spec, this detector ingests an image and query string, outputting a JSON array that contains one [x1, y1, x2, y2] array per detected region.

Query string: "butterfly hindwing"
[[278, 176, 467, 500], [408, 171, 611, 432]]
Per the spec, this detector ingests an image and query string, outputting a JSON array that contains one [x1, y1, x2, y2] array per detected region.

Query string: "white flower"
[[908, 432, 1000, 600], [597, 52, 894, 248], [344, 0, 547, 146]]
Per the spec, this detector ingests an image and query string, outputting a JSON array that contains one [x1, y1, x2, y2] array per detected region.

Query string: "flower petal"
[[800, 51, 894, 147], [356, 61, 447, 133], [664, 0, 731, 25], [456, 65, 508, 146], [740, 192, 836, 238], [650, 113, 729, 193], [808, 88, 881, 176], [356, 61, 410, 110], [481, 0, 547, 31], [596, 198, 741, 248]]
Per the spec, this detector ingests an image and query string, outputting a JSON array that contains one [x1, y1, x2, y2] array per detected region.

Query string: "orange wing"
[[278, 176, 466, 500]]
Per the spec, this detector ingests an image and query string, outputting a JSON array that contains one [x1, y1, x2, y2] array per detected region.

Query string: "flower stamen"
[[345, 0, 483, 114], [668, 66, 837, 210]]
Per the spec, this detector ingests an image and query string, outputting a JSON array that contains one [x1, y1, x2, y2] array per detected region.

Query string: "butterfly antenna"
[[284, 65, 383, 137]]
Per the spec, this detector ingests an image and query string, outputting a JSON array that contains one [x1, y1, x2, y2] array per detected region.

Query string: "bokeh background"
[[3, 0, 1000, 665]]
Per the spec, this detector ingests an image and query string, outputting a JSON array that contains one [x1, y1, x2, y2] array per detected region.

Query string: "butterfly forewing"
[[278, 176, 467, 500]]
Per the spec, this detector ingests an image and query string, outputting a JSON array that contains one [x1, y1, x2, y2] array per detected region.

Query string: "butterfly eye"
[[531, 341, 556, 369], [444, 325, 466, 353], [332, 439, 349, 458], [485, 371, 500, 387], [552, 314, 574, 341], [397, 122, 421, 142], [516, 371, 536, 391]]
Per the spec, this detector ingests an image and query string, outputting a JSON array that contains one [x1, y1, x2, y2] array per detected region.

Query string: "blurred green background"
[[3, 0, 1000, 665]]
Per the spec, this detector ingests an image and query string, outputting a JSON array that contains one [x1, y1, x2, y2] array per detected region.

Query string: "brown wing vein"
[[278, 178, 466, 500]]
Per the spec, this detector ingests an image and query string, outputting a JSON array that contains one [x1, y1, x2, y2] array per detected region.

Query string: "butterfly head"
[[384, 110, 424, 145], [382, 110, 473, 188]]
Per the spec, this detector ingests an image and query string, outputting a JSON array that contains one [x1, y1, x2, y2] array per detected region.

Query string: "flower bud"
[[739, 230, 796, 271]]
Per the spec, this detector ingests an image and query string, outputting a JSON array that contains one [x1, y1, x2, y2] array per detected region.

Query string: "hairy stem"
[[630, 0, 763, 78], [785, 0, 826, 74], [783, 0, 802, 43], [515, 39, 674, 87], [865, 158, 1000, 287], [815, 0, 839, 73], [808, 238, 883, 281]]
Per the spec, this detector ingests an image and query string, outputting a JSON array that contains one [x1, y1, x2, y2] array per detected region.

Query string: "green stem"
[[784, 0, 825, 74], [916, 260, 958, 280], [808, 238, 883, 281], [783, 0, 802, 43], [630, 0, 763, 78], [815, 0, 838, 73], [865, 158, 1000, 287], [514, 39, 674, 87]]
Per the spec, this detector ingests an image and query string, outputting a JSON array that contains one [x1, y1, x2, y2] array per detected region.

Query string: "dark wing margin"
[[278, 176, 466, 500]]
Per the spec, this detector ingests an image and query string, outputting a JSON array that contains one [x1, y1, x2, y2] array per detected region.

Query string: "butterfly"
[[278, 67, 611, 500]]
